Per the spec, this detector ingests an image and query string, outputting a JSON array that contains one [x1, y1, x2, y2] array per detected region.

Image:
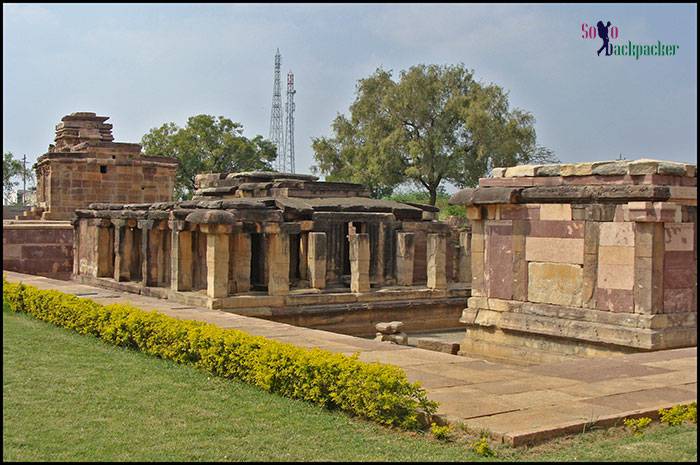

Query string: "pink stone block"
[[664, 224, 695, 251], [500, 205, 540, 220], [595, 288, 634, 313], [527, 220, 584, 239], [664, 288, 694, 313], [599, 222, 634, 247]]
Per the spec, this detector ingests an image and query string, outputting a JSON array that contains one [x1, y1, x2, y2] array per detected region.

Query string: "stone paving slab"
[[3, 271, 696, 447]]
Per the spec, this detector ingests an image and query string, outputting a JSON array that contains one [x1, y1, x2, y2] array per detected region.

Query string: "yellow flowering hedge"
[[3, 278, 438, 429]]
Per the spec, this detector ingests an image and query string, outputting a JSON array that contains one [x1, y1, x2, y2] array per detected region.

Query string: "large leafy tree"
[[312, 64, 557, 205], [3, 151, 33, 204], [142, 115, 277, 200]]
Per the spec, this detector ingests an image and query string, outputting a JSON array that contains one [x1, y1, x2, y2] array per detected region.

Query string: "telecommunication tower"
[[283, 70, 296, 173], [268, 49, 284, 171]]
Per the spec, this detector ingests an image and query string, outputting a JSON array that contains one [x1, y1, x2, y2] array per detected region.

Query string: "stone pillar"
[[307, 232, 327, 289], [72, 219, 81, 276], [426, 233, 447, 290], [204, 228, 230, 299], [634, 222, 665, 314], [112, 219, 133, 282], [349, 233, 370, 293], [395, 232, 415, 286], [267, 232, 290, 296], [298, 232, 309, 281], [458, 230, 471, 283], [155, 221, 171, 287], [170, 221, 193, 292], [230, 232, 252, 294], [138, 219, 154, 286], [470, 219, 485, 296], [95, 220, 113, 278], [374, 223, 386, 286]]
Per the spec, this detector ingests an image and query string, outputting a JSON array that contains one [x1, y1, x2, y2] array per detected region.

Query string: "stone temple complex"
[[72, 171, 470, 334], [450, 159, 697, 363], [4, 112, 696, 362], [33, 112, 178, 220]]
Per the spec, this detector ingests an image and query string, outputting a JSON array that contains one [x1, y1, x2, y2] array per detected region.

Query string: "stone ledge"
[[464, 307, 696, 350]]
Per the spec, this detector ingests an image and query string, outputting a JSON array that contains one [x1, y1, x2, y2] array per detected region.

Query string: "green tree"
[[3, 151, 33, 205], [312, 64, 557, 205], [141, 115, 277, 200]]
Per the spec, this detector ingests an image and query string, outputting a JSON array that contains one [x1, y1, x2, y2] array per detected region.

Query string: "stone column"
[[95, 220, 113, 278], [267, 232, 290, 296], [138, 219, 154, 286], [470, 219, 485, 296], [395, 232, 415, 286], [72, 219, 81, 276], [230, 232, 252, 294], [202, 225, 230, 299], [634, 222, 664, 314], [298, 232, 309, 281], [349, 233, 370, 292], [155, 221, 171, 287], [170, 221, 193, 292], [427, 233, 447, 290], [458, 230, 471, 284], [307, 232, 327, 289], [112, 219, 132, 282]]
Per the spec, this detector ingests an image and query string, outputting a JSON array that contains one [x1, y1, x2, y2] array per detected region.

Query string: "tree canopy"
[[141, 115, 277, 200], [312, 64, 557, 204], [3, 151, 34, 205]]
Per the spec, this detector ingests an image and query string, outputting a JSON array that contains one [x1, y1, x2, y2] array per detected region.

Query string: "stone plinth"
[[450, 159, 697, 362]]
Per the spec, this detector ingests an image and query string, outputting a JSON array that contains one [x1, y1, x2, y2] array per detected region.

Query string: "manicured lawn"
[[3, 303, 697, 462]]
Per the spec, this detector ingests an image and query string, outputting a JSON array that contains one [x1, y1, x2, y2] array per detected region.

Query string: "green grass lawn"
[[3, 303, 697, 462]]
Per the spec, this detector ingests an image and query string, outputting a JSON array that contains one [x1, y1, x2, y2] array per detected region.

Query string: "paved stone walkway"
[[4, 271, 696, 446]]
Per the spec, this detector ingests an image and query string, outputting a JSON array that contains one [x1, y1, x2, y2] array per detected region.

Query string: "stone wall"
[[450, 159, 696, 363], [3, 221, 74, 280], [34, 112, 178, 220]]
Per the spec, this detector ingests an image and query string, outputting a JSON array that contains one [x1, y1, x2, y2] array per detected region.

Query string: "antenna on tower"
[[269, 49, 284, 172], [284, 70, 296, 174]]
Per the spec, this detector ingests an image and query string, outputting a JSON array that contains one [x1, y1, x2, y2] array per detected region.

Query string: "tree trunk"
[[429, 188, 437, 206]]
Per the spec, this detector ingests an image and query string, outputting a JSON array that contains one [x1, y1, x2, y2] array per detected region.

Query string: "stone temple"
[[72, 171, 470, 335], [33, 112, 178, 220], [449, 158, 697, 363]]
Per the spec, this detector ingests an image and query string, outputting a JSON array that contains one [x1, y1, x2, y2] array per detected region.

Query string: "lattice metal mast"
[[283, 70, 296, 173], [268, 49, 284, 172]]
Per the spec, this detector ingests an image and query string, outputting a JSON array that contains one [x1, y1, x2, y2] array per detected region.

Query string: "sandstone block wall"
[[3, 221, 74, 280], [451, 159, 696, 361]]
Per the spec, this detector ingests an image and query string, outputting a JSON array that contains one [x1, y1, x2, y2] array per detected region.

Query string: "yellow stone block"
[[528, 262, 583, 307], [539, 204, 572, 221]]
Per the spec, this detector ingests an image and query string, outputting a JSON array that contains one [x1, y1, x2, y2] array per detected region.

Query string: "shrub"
[[624, 417, 652, 435], [430, 422, 451, 440], [659, 403, 697, 426], [3, 278, 438, 430], [470, 436, 495, 457]]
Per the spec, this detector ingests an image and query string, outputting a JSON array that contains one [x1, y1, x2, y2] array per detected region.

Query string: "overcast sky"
[[3, 3, 697, 187]]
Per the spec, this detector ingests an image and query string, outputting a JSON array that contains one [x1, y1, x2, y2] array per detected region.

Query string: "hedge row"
[[3, 278, 438, 429]]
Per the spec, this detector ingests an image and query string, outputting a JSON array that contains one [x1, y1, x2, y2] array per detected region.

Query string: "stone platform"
[[3, 271, 696, 447]]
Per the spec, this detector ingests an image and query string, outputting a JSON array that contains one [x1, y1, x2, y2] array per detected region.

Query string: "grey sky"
[[3, 3, 697, 187]]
